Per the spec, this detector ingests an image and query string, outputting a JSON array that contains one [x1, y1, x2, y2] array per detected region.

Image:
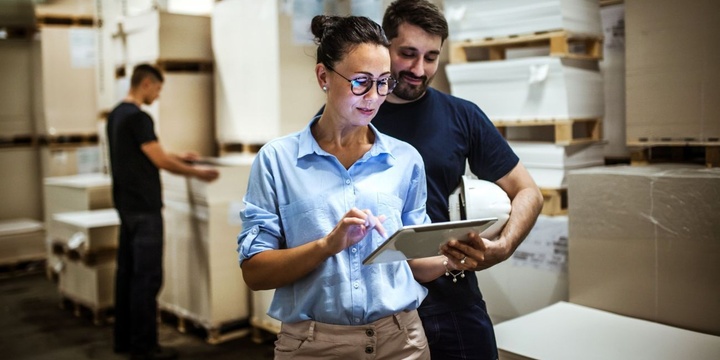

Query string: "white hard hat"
[[448, 176, 512, 239]]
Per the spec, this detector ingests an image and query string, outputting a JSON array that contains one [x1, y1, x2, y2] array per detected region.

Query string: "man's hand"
[[194, 166, 219, 182], [440, 232, 511, 271]]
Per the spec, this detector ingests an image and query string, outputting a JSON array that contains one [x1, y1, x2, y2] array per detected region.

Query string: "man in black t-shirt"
[[374, 1, 544, 359], [106, 64, 218, 360]]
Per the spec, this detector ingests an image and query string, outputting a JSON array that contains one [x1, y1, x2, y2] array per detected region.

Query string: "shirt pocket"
[[374, 192, 404, 247], [279, 196, 334, 248]]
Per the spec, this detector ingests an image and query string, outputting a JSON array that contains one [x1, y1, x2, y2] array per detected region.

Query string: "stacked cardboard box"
[[159, 155, 252, 337], [567, 165, 720, 336], [0, 219, 45, 266], [43, 173, 113, 277], [115, 11, 216, 156]]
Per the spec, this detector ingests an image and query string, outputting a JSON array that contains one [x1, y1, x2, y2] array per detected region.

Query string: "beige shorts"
[[274, 310, 430, 360]]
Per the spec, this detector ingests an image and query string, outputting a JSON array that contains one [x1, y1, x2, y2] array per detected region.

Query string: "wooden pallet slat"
[[541, 188, 568, 216], [629, 144, 719, 168], [158, 308, 251, 345], [58, 294, 114, 326], [450, 30, 603, 64], [493, 118, 602, 145], [37, 15, 95, 27]]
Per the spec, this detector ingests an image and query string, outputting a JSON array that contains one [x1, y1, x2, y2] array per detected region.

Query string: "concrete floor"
[[0, 266, 275, 360]]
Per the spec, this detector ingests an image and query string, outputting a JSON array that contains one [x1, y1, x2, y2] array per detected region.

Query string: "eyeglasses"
[[328, 67, 397, 96]]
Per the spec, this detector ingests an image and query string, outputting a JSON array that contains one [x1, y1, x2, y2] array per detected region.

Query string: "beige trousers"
[[274, 310, 430, 360]]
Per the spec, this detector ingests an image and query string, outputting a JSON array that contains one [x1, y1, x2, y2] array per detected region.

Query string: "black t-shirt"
[[373, 88, 519, 316], [106, 102, 162, 212]]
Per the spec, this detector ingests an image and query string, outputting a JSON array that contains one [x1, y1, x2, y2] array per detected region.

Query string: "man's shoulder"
[[428, 88, 479, 110]]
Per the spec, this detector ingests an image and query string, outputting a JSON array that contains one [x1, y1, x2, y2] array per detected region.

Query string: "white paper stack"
[[509, 141, 604, 188], [52, 209, 119, 257], [446, 57, 604, 122], [58, 255, 116, 310], [159, 155, 253, 330], [444, 0, 602, 41], [0, 219, 45, 265], [495, 302, 720, 360], [212, 0, 280, 145]]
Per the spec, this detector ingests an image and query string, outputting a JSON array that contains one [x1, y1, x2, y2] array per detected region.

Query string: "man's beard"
[[392, 71, 433, 101]]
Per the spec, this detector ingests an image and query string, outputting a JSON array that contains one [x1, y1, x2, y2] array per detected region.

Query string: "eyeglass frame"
[[326, 66, 397, 96]]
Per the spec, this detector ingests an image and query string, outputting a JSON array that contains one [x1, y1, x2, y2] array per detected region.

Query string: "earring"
[[322, 86, 327, 92]]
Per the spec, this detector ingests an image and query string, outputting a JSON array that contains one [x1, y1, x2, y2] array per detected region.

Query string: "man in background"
[[374, 1, 544, 359], [106, 64, 219, 360]]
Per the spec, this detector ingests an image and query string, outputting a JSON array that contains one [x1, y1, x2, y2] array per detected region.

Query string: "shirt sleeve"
[[467, 104, 519, 182], [402, 150, 432, 227], [237, 147, 284, 266], [131, 112, 158, 146]]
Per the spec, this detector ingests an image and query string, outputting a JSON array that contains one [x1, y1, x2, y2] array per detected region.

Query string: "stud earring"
[[322, 86, 327, 92]]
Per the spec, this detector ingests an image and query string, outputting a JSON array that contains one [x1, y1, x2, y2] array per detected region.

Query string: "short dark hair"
[[382, 0, 449, 44], [311, 15, 390, 69], [130, 64, 164, 88]]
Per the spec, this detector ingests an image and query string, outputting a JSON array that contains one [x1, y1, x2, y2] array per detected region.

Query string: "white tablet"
[[362, 217, 497, 265]]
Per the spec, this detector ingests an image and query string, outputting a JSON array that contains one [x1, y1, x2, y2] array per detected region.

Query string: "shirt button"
[[365, 329, 374, 337], [354, 318, 360, 323], [365, 346, 374, 354], [351, 247, 357, 253], [251, 227, 258, 234], [345, 179, 351, 185], [353, 281, 359, 289]]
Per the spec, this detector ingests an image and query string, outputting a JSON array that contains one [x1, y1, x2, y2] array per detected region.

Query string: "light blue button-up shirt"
[[238, 118, 430, 325]]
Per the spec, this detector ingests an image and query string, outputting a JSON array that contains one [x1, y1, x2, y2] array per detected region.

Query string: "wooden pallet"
[[541, 188, 568, 216], [0, 258, 46, 279], [250, 316, 280, 344], [0, 134, 37, 148], [450, 30, 603, 63], [59, 294, 114, 326], [38, 133, 99, 147], [156, 60, 214, 73], [159, 308, 251, 345], [219, 142, 264, 156], [37, 15, 95, 27], [0, 26, 36, 40], [494, 118, 602, 145], [628, 143, 719, 168]]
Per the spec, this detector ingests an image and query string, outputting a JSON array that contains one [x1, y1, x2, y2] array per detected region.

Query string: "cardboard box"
[[51, 209, 119, 257], [495, 302, 720, 360], [568, 165, 720, 336], [120, 11, 212, 64], [0, 41, 34, 137], [444, 0, 603, 41], [159, 156, 253, 328], [0, 219, 45, 265], [446, 57, 604, 122], [40, 144, 103, 178], [0, 147, 43, 220], [477, 215, 569, 324], [58, 255, 116, 309], [43, 173, 113, 235], [625, 0, 720, 143], [35, 25, 99, 135]]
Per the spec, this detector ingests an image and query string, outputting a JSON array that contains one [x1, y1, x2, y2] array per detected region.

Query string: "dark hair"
[[382, 0, 449, 44], [311, 15, 390, 69], [130, 64, 164, 88]]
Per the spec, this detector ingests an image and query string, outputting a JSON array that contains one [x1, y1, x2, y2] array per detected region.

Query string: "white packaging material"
[[509, 141, 605, 188], [212, 0, 280, 144], [495, 302, 720, 360], [445, 0, 602, 41], [446, 56, 604, 121]]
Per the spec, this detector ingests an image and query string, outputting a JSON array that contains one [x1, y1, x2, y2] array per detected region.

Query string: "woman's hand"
[[319, 207, 386, 256]]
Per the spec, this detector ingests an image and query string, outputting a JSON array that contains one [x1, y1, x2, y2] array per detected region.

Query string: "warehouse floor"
[[0, 266, 275, 360]]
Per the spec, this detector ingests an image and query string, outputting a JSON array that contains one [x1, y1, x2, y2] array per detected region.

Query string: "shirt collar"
[[297, 116, 396, 163]]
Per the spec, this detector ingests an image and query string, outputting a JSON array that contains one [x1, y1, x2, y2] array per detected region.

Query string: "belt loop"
[[307, 321, 316, 341], [393, 313, 405, 331]]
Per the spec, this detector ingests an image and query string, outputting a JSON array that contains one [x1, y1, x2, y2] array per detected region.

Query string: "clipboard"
[[362, 217, 497, 265]]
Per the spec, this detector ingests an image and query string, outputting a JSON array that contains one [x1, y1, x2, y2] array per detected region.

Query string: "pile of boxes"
[[43, 173, 117, 324]]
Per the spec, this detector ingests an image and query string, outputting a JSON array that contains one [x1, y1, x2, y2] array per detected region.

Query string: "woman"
[[237, 15, 468, 359]]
